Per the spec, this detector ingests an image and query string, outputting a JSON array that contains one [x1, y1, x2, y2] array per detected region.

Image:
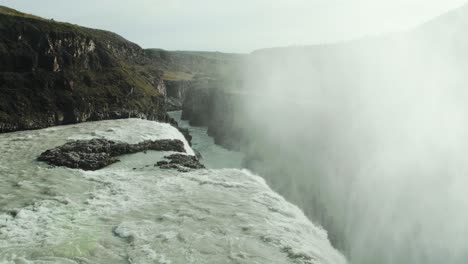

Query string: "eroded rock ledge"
[[38, 138, 186, 170], [156, 153, 205, 172]]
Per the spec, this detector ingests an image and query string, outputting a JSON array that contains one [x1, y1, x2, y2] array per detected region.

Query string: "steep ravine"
[[168, 110, 244, 169], [0, 5, 247, 134], [181, 84, 246, 150]]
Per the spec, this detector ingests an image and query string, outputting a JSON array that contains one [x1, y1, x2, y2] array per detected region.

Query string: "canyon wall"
[[0, 6, 167, 132]]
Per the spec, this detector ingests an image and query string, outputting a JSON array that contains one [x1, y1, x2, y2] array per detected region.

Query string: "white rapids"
[[0, 118, 345, 264]]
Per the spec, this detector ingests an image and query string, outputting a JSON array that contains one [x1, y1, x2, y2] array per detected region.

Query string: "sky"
[[1, 0, 467, 53]]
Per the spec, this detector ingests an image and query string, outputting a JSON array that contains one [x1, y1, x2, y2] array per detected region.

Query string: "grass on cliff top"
[[0, 5, 137, 48], [0, 6, 42, 20], [146, 48, 243, 81], [146, 48, 244, 60], [163, 71, 193, 81]]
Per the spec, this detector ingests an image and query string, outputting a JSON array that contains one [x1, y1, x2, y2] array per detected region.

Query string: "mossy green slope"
[[0, 6, 166, 132]]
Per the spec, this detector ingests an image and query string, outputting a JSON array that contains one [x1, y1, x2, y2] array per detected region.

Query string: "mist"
[[2, 0, 468, 262], [236, 4, 468, 264]]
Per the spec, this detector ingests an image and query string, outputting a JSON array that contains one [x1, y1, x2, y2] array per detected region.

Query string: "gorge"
[[0, 5, 346, 264], [177, 4, 468, 264], [2, 3, 468, 264]]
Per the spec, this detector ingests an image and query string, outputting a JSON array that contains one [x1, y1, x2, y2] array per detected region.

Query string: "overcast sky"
[[1, 0, 467, 52]]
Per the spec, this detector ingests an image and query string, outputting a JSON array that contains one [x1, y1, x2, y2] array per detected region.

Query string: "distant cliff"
[[0, 6, 167, 132], [181, 82, 245, 150], [145, 49, 244, 111]]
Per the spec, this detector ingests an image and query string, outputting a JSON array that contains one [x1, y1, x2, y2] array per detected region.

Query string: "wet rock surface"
[[38, 138, 186, 170], [166, 115, 193, 145], [181, 85, 245, 151], [156, 153, 205, 172], [165, 80, 192, 111], [0, 6, 168, 133]]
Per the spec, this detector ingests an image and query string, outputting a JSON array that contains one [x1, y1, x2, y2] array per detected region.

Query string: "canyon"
[[3, 3, 468, 263]]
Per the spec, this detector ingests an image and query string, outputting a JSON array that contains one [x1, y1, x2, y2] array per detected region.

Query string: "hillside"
[[145, 48, 243, 81], [0, 5, 167, 132], [144, 48, 244, 110]]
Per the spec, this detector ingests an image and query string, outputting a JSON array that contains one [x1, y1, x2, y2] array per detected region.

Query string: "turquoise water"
[[0, 119, 345, 264], [168, 111, 244, 169]]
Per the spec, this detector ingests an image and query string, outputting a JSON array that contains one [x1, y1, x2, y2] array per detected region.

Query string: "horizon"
[[1, 0, 467, 53]]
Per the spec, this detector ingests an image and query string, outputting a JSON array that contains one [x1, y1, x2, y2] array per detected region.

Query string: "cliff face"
[[181, 85, 215, 126], [164, 80, 191, 111], [145, 48, 245, 111], [145, 49, 243, 80], [0, 6, 167, 132], [181, 81, 245, 150]]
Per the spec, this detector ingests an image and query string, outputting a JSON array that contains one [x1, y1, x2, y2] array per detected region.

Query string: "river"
[[0, 118, 345, 264]]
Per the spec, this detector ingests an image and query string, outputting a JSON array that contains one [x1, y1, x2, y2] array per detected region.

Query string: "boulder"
[[156, 153, 205, 172], [38, 138, 185, 170]]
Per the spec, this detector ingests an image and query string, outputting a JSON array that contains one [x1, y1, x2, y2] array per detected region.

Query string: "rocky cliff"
[[164, 80, 192, 111], [181, 80, 245, 150], [146, 48, 244, 111], [0, 6, 168, 132]]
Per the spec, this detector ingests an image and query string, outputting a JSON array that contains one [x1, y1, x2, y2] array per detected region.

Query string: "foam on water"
[[67, 118, 194, 156], [0, 119, 345, 264]]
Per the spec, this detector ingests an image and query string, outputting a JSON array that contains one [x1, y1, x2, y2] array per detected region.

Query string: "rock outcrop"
[[181, 84, 216, 126], [165, 80, 191, 111], [37, 138, 186, 170], [0, 6, 167, 132], [165, 116, 193, 145], [156, 153, 205, 172], [0, 6, 246, 134]]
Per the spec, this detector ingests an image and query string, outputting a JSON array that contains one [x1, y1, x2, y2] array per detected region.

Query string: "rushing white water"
[[0, 119, 345, 264]]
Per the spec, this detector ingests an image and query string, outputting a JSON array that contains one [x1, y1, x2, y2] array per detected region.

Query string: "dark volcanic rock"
[[166, 115, 192, 145], [181, 85, 215, 126], [181, 85, 244, 150], [38, 138, 186, 170], [0, 6, 167, 133], [176, 126, 192, 145], [156, 153, 205, 172], [165, 80, 192, 111]]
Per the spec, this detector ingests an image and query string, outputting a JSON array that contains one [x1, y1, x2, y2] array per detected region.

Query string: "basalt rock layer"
[[37, 138, 186, 170], [181, 82, 245, 150], [0, 6, 167, 132], [156, 153, 205, 172]]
